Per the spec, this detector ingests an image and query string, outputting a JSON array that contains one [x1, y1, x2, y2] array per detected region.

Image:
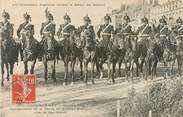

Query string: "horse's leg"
[[30, 59, 36, 74], [99, 61, 104, 80], [112, 61, 116, 84], [23, 61, 28, 74], [9, 62, 14, 75], [125, 62, 129, 81], [163, 60, 168, 79], [71, 58, 76, 85], [144, 58, 149, 80], [135, 59, 139, 77], [1, 62, 4, 86], [51, 59, 56, 82], [118, 60, 122, 77], [130, 59, 135, 82], [177, 57, 182, 77], [64, 58, 69, 86], [170, 60, 175, 77], [84, 60, 88, 85], [43, 59, 48, 81], [107, 58, 111, 83], [91, 60, 95, 84], [79, 59, 83, 81], [5, 63, 9, 81]]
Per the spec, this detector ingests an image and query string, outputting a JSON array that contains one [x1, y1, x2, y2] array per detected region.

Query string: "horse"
[[97, 35, 120, 84], [162, 32, 176, 78], [145, 38, 161, 79], [81, 29, 98, 85], [114, 32, 128, 78], [59, 29, 83, 85], [175, 34, 183, 77], [20, 30, 39, 74], [123, 35, 140, 81], [0, 29, 19, 86], [41, 32, 59, 82]]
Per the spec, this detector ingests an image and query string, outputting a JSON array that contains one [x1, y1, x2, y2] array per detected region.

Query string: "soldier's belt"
[[138, 34, 149, 37], [101, 33, 111, 36], [43, 31, 52, 37], [176, 35, 183, 39], [160, 35, 167, 37], [62, 32, 71, 35], [123, 33, 131, 36]]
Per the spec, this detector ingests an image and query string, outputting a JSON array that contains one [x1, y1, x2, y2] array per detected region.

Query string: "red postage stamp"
[[12, 74, 36, 104]]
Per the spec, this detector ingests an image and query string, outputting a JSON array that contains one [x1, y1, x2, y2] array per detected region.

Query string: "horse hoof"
[[71, 82, 74, 86], [92, 80, 95, 84], [63, 82, 67, 86], [7, 78, 9, 81]]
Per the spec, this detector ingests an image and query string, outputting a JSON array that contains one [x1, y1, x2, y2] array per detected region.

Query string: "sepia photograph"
[[0, 0, 183, 117]]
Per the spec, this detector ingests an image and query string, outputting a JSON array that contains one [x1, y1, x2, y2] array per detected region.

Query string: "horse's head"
[[43, 32, 54, 51]]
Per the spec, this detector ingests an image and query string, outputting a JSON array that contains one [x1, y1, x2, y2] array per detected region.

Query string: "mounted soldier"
[[40, 8, 56, 61], [78, 14, 96, 48], [156, 15, 170, 51], [136, 16, 152, 45], [0, 10, 18, 62], [0, 10, 19, 86], [57, 13, 75, 41], [97, 14, 115, 51], [119, 14, 133, 49], [174, 17, 183, 76], [17, 12, 36, 61], [135, 16, 153, 78]]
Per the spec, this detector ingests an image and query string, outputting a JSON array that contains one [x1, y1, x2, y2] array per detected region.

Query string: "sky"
[[0, 0, 143, 39]]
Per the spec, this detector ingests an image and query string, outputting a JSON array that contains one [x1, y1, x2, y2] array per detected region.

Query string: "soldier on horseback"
[[174, 17, 183, 76], [156, 16, 170, 51], [78, 14, 96, 48], [0, 10, 18, 62], [119, 14, 133, 48], [40, 8, 57, 61], [57, 13, 75, 40], [97, 14, 115, 52], [17, 12, 36, 61], [135, 16, 152, 78]]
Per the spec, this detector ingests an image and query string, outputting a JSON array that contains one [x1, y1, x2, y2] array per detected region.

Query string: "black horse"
[[41, 32, 59, 82], [20, 30, 40, 74], [0, 29, 19, 86], [59, 29, 83, 85]]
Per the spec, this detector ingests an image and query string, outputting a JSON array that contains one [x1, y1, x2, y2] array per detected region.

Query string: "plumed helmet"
[[159, 18, 167, 24], [176, 17, 183, 24], [64, 13, 71, 20], [83, 14, 91, 23], [123, 13, 130, 22], [45, 8, 53, 20], [23, 12, 31, 21], [104, 14, 111, 22], [141, 16, 148, 23], [2, 10, 10, 19]]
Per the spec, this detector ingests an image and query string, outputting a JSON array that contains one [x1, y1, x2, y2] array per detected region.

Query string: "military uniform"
[[136, 17, 152, 45], [78, 15, 96, 48], [119, 14, 133, 49], [174, 17, 183, 57], [0, 10, 18, 62], [156, 17, 169, 50], [97, 14, 114, 49], [57, 23, 75, 40], [0, 21, 14, 40], [17, 13, 38, 61]]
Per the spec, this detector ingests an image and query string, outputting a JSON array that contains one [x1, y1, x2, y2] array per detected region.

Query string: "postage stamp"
[[12, 75, 36, 104]]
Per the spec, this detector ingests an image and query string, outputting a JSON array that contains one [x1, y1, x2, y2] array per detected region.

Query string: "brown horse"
[[41, 32, 59, 82], [0, 29, 19, 86], [59, 29, 83, 85], [123, 35, 139, 81], [97, 36, 120, 84], [175, 34, 183, 77], [20, 30, 39, 74], [81, 29, 98, 85]]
